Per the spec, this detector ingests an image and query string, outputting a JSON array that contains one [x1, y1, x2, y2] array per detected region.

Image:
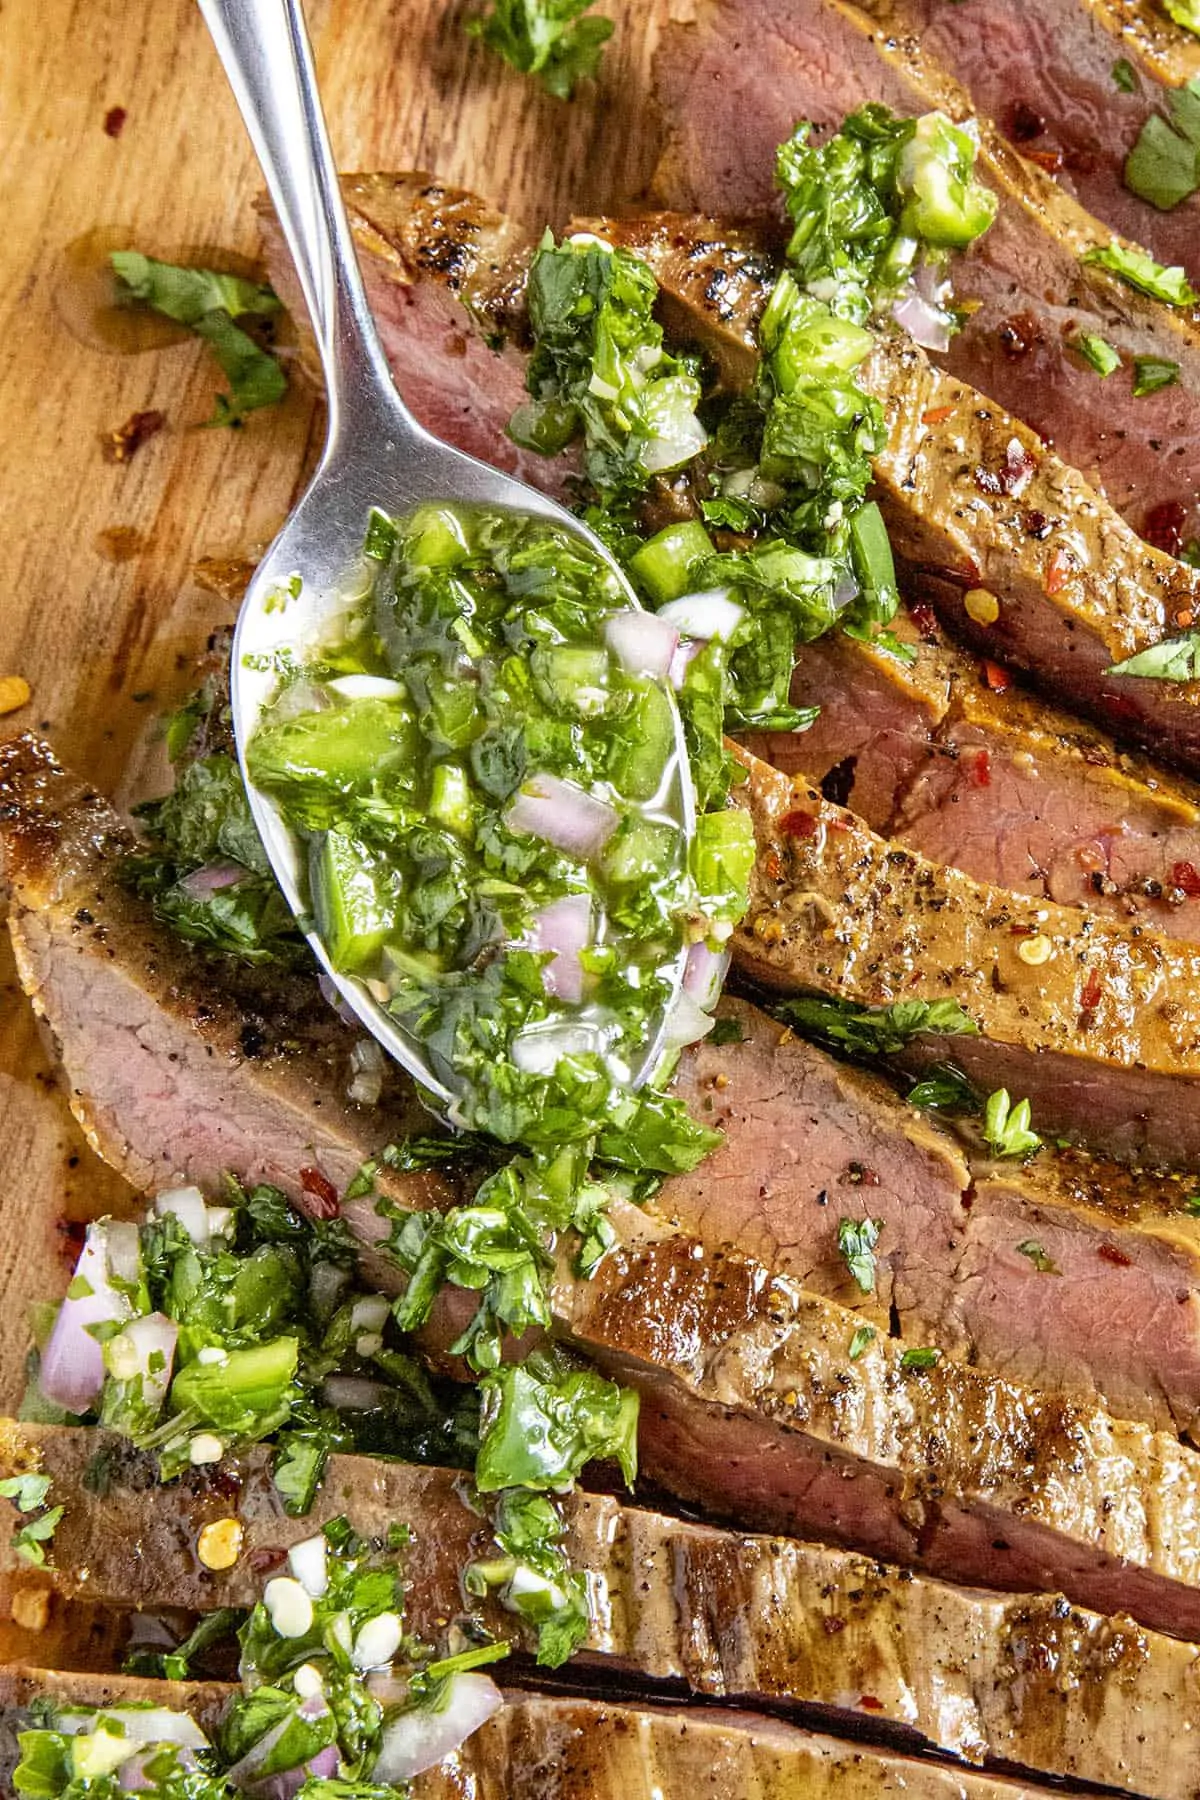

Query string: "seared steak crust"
[[732, 746, 1200, 1170], [0, 1423, 1192, 1796], [0, 1668, 1113, 1800]]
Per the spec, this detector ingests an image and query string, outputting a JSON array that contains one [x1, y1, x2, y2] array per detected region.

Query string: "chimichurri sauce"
[[246, 503, 696, 1139]]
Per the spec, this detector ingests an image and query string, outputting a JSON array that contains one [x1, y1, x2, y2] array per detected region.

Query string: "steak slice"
[[298, 175, 1200, 778], [586, 210, 1200, 773], [0, 1671, 1113, 1800], [12, 736, 1200, 1436], [856, 0, 1200, 280], [652, 0, 1200, 547], [0, 733, 452, 1211], [731, 744, 1200, 1170], [670, 997, 1200, 1440], [1, 1422, 1191, 1797]]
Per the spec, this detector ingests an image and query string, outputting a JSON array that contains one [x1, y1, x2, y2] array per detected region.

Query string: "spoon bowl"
[[199, 0, 694, 1110]]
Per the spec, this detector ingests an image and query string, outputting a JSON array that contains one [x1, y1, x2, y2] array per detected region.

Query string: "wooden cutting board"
[[0, 0, 689, 1407]]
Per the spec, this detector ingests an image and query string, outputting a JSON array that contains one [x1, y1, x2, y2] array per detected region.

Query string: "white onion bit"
[[288, 1533, 329, 1599], [891, 290, 952, 353], [38, 1224, 132, 1415], [372, 1674, 504, 1782], [154, 1187, 211, 1247], [683, 941, 731, 1012]]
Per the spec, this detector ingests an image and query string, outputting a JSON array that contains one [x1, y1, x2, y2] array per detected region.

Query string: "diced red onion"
[[105, 1312, 178, 1411], [891, 291, 952, 353], [669, 640, 703, 691], [662, 990, 718, 1050], [603, 611, 678, 680], [683, 941, 731, 1012], [505, 774, 618, 861], [511, 1020, 611, 1076], [178, 861, 246, 900], [39, 1224, 131, 1415], [117, 1751, 158, 1792], [318, 972, 360, 1027], [658, 590, 744, 642], [372, 1674, 503, 1782], [322, 1374, 394, 1412], [154, 1186, 211, 1246], [526, 894, 591, 1004]]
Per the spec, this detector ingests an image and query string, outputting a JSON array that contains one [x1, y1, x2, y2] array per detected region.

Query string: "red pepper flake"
[[1025, 147, 1067, 174], [1176, 609, 1195, 629], [248, 1545, 288, 1573], [779, 810, 818, 839], [998, 313, 1042, 360], [970, 748, 992, 788], [102, 408, 165, 465], [921, 404, 956, 425], [822, 1616, 847, 1635], [1044, 548, 1073, 596], [1098, 1243, 1133, 1268], [908, 601, 940, 641], [859, 1696, 885, 1713], [980, 659, 1011, 694], [1173, 861, 1200, 897], [103, 105, 127, 138], [1080, 970, 1103, 1012], [764, 850, 783, 882], [1023, 509, 1051, 540], [1143, 500, 1187, 559], [299, 1166, 340, 1218]]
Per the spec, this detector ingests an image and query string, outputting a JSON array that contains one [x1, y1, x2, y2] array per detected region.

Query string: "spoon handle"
[[197, 0, 416, 444]]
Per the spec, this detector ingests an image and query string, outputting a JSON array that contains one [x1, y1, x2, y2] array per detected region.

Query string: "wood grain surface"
[[0, 0, 687, 1407]]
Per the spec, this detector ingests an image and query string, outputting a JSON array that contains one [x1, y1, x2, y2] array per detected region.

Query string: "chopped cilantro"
[[0, 1473, 62, 1568], [708, 1015, 746, 1046], [899, 1346, 941, 1370], [1112, 58, 1138, 92], [837, 1216, 882, 1294], [906, 1065, 977, 1113], [465, 0, 613, 99], [124, 1607, 244, 1681], [848, 1323, 876, 1360], [1081, 241, 1199, 307], [110, 251, 287, 425]]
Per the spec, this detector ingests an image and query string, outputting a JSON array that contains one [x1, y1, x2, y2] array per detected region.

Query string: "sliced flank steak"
[[11, 736, 1200, 1436], [2, 1422, 1194, 1798], [854, 0, 1200, 280], [652, 0, 1200, 547], [0, 1672, 1117, 1800], [285, 174, 1200, 779], [731, 743, 1200, 1170]]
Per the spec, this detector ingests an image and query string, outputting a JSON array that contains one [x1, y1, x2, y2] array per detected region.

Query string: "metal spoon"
[[198, 0, 694, 1111]]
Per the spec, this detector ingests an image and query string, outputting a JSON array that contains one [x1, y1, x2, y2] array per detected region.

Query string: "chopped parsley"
[[708, 1015, 746, 1046], [110, 251, 287, 425], [905, 1065, 977, 1113], [0, 1473, 62, 1568], [465, 0, 613, 99], [837, 1216, 882, 1294], [1081, 241, 1199, 307], [848, 1323, 876, 1360], [982, 1088, 1042, 1158], [899, 1346, 941, 1370], [1112, 58, 1138, 93], [1108, 630, 1200, 680], [1016, 1239, 1061, 1274], [773, 995, 978, 1059], [1132, 354, 1180, 394], [1124, 83, 1200, 211]]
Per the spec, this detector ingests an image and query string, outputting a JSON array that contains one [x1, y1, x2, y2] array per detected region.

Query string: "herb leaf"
[[848, 1323, 876, 1360], [899, 1346, 941, 1370], [1107, 631, 1200, 681], [1132, 354, 1180, 395], [1081, 240, 1199, 307], [1112, 58, 1138, 92], [983, 1088, 1042, 1158], [837, 1217, 882, 1294], [1016, 1239, 1061, 1275], [465, 0, 613, 99], [110, 250, 287, 424], [1072, 332, 1121, 377], [775, 995, 978, 1059]]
